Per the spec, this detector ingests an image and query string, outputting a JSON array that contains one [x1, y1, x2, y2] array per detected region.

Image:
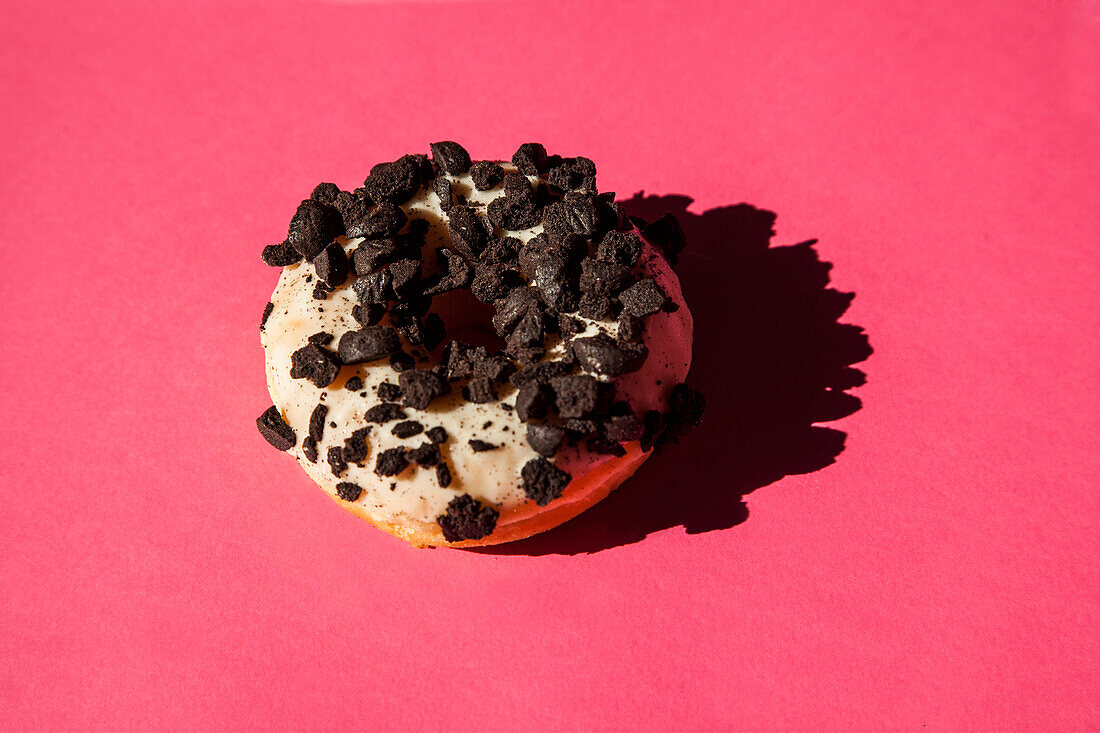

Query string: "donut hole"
[[430, 287, 506, 353]]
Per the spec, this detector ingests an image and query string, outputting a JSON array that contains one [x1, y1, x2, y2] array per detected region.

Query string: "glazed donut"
[[256, 143, 704, 547]]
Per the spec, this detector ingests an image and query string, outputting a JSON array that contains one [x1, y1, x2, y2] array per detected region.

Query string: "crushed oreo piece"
[[446, 205, 491, 261], [310, 182, 341, 205], [596, 230, 642, 266], [491, 287, 539, 336], [352, 303, 386, 327], [437, 494, 498, 542], [514, 382, 550, 421], [363, 156, 423, 205], [435, 462, 453, 488], [256, 406, 296, 451], [398, 369, 448, 410], [408, 442, 442, 467], [308, 403, 329, 442], [262, 240, 302, 267], [520, 457, 571, 506], [550, 375, 608, 418], [429, 141, 472, 175], [307, 332, 334, 346], [468, 439, 497, 452], [342, 427, 372, 466], [313, 241, 349, 286], [512, 143, 548, 175], [353, 269, 394, 305], [509, 360, 574, 388], [392, 420, 424, 438], [288, 199, 343, 261], [617, 314, 644, 341], [462, 377, 497, 404], [302, 436, 318, 462], [290, 343, 341, 387], [619, 279, 668, 317], [351, 237, 400, 275], [526, 423, 566, 456], [432, 176, 455, 212], [422, 248, 473, 296], [578, 292, 615, 321], [344, 376, 364, 391], [327, 446, 348, 477], [426, 426, 449, 444], [374, 447, 409, 477], [571, 333, 648, 377], [376, 382, 401, 402], [335, 482, 362, 501], [579, 258, 633, 296], [337, 326, 401, 364], [470, 161, 505, 191], [558, 314, 584, 340], [261, 302, 274, 330], [364, 403, 408, 423]]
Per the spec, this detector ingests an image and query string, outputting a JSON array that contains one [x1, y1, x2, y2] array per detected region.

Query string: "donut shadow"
[[468, 194, 873, 556]]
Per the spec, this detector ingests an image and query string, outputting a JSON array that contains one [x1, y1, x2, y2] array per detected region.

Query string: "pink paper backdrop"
[[2, 0, 1097, 729]]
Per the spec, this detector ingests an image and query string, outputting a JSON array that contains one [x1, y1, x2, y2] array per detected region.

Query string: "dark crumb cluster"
[[437, 494, 499, 541], [257, 141, 706, 541]]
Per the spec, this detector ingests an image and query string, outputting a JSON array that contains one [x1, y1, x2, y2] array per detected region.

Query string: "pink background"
[[2, 0, 1097, 729]]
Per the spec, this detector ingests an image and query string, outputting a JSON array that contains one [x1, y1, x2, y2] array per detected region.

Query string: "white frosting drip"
[[262, 165, 692, 529]]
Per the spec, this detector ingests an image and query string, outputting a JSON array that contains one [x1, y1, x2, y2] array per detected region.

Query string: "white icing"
[[262, 165, 692, 529]]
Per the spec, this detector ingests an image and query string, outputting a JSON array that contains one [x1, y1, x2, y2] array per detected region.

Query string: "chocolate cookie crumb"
[[313, 241, 349, 287], [426, 426, 449, 444], [399, 369, 448, 410], [256, 406, 296, 451], [262, 241, 302, 267], [571, 333, 648, 377], [335, 482, 362, 501], [392, 420, 424, 438], [462, 377, 497, 404], [327, 446, 348, 477], [261, 302, 274, 330], [364, 403, 408, 423], [374, 447, 409, 477], [437, 494, 498, 542], [521, 457, 571, 506], [409, 442, 442, 467], [429, 141, 472, 175], [337, 326, 401, 364], [302, 436, 319, 463], [435, 462, 453, 488], [288, 199, 343, 261], [619, 279, 668, 317], [376, 382, 401, 402], [526, 423, 565, 457], [470, 161, 505, 191], [308, 403, 328, 442], [468, 440, 497, 452], [344, 376, 364, 391], [290, 343, 341, 387], [342, 427, 372, 466], [512, 143, 548, 175]]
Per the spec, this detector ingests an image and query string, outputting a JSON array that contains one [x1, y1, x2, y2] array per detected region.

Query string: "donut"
[[256, 143, 705, 547]]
